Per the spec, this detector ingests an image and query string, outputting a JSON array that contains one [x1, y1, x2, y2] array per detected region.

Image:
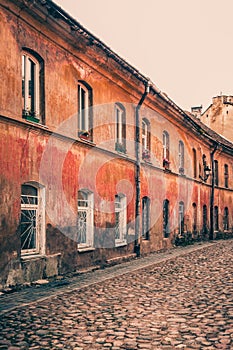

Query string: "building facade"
[[0, 0, 233, 289]]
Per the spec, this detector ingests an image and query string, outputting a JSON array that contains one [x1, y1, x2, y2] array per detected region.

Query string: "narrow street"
[[0, 240, 233, 350]]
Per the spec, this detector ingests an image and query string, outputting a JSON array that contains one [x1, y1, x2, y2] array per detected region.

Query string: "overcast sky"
[[55, 0, 233, 112]]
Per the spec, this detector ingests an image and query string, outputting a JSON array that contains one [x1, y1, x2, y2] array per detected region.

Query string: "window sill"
[[21, 253, 45, 261], [77, 246, 95, 253], [115, 240, 127, 247]]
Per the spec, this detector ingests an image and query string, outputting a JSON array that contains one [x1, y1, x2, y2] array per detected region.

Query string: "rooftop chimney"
[[191, 105, 202, 118]]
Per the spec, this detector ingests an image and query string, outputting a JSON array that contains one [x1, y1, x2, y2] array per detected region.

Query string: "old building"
[[0, 0, 233, 289]]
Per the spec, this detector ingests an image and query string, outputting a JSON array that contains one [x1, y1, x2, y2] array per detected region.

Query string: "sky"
[[55, 0, 233, 112]]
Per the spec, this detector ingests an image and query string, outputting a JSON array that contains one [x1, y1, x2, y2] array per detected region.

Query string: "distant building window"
[[224, 164, 229, 188], [214, 206, 219, 231], [192, 203, 197, 233], [142, 196, 150, 240], [115, 194, 127, 246], [142, 118, 151, 161], [202, 204, 208, 234], [163, 199, 169, 238], [193, 148, 197, 178], [115, 103, 126, 153], [178, 140, 184, 174], [223, 207, 229, 231], [163, 131, 170, 168], [178, 201, 184, 235], [77, 190, 94, 248], [20, 183, 45, 254], [78, 81, 93, 139], [22, 50, 44, 123], [214, 160, 219, 186]]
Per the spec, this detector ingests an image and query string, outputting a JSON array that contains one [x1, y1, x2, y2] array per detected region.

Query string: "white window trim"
[[163, 131, 169, 160], [115, 194, 127, 246], [77, 191, 94, 249], [22, 52, 40, 118], [142, 119, 148, 150], [78, 84, 89, 132], [20, 183, 45, 256], [115, 104, 124, 144]]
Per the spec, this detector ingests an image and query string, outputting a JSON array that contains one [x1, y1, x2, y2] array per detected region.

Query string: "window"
[[224, 164, 229, 188], [77, 190, 94, 248], [214, 206, 219, 231], [78, 81, 93, 138], [142, 118, 151, 161], [115, 194, 127, 246], [193, 148, 197, 178], [223, 207, 229, 231], [214, 160, 219, 186], [163, 199, 169, 238], [20, 183, 45, 254], [202, 204, 208, 234], [115, 103, 126, 153], [178, 140, 184, 174], [192, 203, 197, 233], [22, 50, 44, 123], [163, 131, 170, 168], [142, 196, 150, 240], [178, 201, 184, 235]]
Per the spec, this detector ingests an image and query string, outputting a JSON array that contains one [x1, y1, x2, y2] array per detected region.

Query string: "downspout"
[[209, 143, 218, 240], [134, 82, 150, 257]]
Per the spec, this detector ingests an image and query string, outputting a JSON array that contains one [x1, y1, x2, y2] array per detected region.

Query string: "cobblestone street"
[[0, 240, 233, 350]]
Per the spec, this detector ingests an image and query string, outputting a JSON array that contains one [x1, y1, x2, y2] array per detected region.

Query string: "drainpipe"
[[209, 143, 218, 240], [134, 82, 150, 257]]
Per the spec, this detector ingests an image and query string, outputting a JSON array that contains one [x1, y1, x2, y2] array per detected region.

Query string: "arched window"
[[178, 201, 184, 235], [20, 183, 45, 254], [77, 189, 94, 248], [214, 206, 219, 231], [224, 164, 229, 188], [142, 118, 151, 161], [78, 81, 93, 139], [163, 131, 170, 168], [115, 103, 126, 153], [142, 196, 150, 240], [163, 199, 169, 238], [192, 203, 197, 233], [115, 193, 127, 245], [223, 207, 229, 231], [178, 140, 184, 174], [22, 49, 44, 123], [193, 148, 197, 178]]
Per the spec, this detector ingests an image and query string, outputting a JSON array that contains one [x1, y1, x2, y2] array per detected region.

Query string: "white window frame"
[[77, 190, 94, 249], [163, 131, 169, 160], [115, 104, 124, 144], [78, 83, 89, 132], [20, 183, 45, 256], [22, 52, 40, 118], [115, 194, 127, 246], [142, 119, 148, 150]]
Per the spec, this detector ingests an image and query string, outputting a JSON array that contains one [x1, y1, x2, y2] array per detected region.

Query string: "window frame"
[[214, 160, 219, 186], [78, 81, 93, 139], [223, 207, 229, 231], [22, 49, 44, 124], [20, 183, 45, 256], [224, 164, 229, 188], [178, 140, 184, 174], [163, 199, 169, 238], [214, 205, 219, 231], [193, 148, 197, 178], [114, 193, 127, 246], [142, 196, 150, 240], [163, 131, 170, 168], [178, 201, 185, 235], [77, 189, 94, 249], [115, 103, 126, 153]]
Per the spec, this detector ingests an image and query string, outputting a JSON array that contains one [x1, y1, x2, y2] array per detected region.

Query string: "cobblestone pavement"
[[0, 240, 233, 349]]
